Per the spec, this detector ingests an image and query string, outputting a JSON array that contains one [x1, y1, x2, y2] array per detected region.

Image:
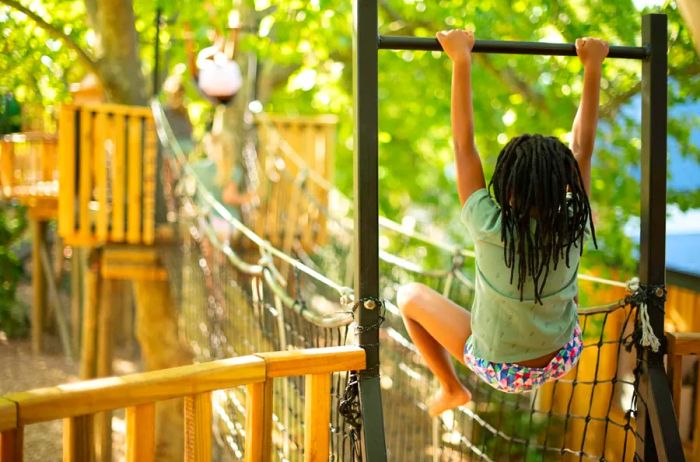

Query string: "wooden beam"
[[256, 346, 366, 377], [304, 374, 331, 462], [667, 332, 700, 356], [79, 250, 101, 380], [184, 393, 212, 462], [5, 356, 265, 425], [125, 403, 155, 462], [244, 380, 273, 462]]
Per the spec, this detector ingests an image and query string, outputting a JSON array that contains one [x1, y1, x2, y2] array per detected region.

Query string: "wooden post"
[[39, 241, 72, 359], [184, 393, 212, 462], [666, 345, 682, 424], [95, 277, 114, 462], [30, 219, 47, 354], [80, 249, 101, 380], [63, 415, 95, 462], [125, 404, 155, 462], [0, 428, 23, 462], [244, 380, 273, 462], [303, 374, 331, 462], [71, 247, 83, 356], [133, 279, 191, 460]]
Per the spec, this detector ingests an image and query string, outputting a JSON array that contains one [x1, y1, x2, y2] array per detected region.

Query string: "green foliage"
[[0, 201, 28, 337], [1, 0, 699, 272], [0, 0, 91, 120], [250, 0, 700, 274]]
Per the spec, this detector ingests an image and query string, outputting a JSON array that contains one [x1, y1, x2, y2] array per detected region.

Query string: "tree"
[[1, 0, 699, 272]]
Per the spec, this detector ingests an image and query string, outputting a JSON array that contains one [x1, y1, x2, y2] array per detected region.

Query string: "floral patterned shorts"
[[463, 324, 583, 394]]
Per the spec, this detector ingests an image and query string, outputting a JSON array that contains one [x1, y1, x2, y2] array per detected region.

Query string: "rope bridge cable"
[[154, 101, 361, 460], [153, 100, 659, 461]]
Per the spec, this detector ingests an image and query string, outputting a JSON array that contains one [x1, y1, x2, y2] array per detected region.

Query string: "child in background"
[[397, 30, 608, 416]]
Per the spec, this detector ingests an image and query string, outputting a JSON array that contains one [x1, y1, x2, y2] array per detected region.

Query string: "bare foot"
[[428, 386, 471, 417]]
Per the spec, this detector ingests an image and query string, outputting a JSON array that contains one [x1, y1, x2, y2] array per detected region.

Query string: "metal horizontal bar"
[[378, 36, 648, 60]]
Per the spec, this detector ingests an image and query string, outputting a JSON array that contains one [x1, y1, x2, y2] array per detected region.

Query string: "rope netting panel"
[[153, 102, 650, 461], [156, 103, 357, 461]]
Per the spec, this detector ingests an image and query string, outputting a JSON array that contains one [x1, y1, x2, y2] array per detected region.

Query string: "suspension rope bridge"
[[150, 94, 660, 461]]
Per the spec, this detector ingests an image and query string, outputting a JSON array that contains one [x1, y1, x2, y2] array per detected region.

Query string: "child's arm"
[[572, 38, 608, 196], [437, 30, 486, 206]]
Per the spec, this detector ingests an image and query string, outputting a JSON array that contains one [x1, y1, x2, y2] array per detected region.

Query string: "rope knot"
[[625, 277, 665, 353]]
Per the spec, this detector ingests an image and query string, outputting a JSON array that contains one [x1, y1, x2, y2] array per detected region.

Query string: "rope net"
[[154, 102, 649, 461]]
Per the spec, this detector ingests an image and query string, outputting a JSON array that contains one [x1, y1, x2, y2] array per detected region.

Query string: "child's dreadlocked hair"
[[488, 134, 597, 304]]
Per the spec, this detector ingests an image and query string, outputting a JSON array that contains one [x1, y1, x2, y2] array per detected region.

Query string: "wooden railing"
[[254, 114, 337, 253], [0, 132, 58, 215], [667, 332, 700, 461], [57, 103, 157, 247], [0, 345, 364, 461]]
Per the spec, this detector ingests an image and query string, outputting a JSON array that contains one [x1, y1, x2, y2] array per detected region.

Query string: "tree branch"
[[0, 0, 98, 74], [474, 54, 549, 114]]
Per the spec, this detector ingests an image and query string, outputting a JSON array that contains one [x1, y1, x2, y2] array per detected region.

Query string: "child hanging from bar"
[[397, 30, 608, 416]]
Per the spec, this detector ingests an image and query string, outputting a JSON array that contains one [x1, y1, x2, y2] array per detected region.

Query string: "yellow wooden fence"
[[255, 114, 337, 253], [0, 132, 58, 218], [57, 103, 158, 247], [0, 345, 364, 462], [535, 275, 700, 461]]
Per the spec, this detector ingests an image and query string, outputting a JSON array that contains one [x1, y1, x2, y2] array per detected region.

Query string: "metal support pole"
[[636, 13, 684, 462], [353, 1, 387, 460], [378, 36, 648, 60]]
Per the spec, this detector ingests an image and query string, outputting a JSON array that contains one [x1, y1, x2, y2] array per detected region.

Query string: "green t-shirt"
[[461, 188, 582, 363]]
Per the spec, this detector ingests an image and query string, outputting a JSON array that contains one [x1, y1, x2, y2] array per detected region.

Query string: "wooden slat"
[[244, 380, 273, 462], [304, 374, 331, 462], [184, 393, 212, 462], [667, 332, 700, 356], [257, 346, 365, 378], [6, 356, 265, 424], [0, 400, 16, 432], [111, 114, 126, 242], [0, 140, 14, 195], [103, 246, 160, 264], [63, 415, 94, 462], [0, 427, 22, 462], [58, 106, 76, 238], [70, 248, 82, 360], [101, 264, 168, 282], [126, 116, 142, 244], [142, 119, 156, 245], [78, 109, 93, 241], [30, 219, 46, 354], [93, 112, 109, 242], [668, 353, 682, 424], [300, 125, 316, 250], [125, 403, 155, 462]]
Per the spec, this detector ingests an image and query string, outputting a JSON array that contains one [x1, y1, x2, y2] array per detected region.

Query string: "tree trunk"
[[85, 0, 147, 104]]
